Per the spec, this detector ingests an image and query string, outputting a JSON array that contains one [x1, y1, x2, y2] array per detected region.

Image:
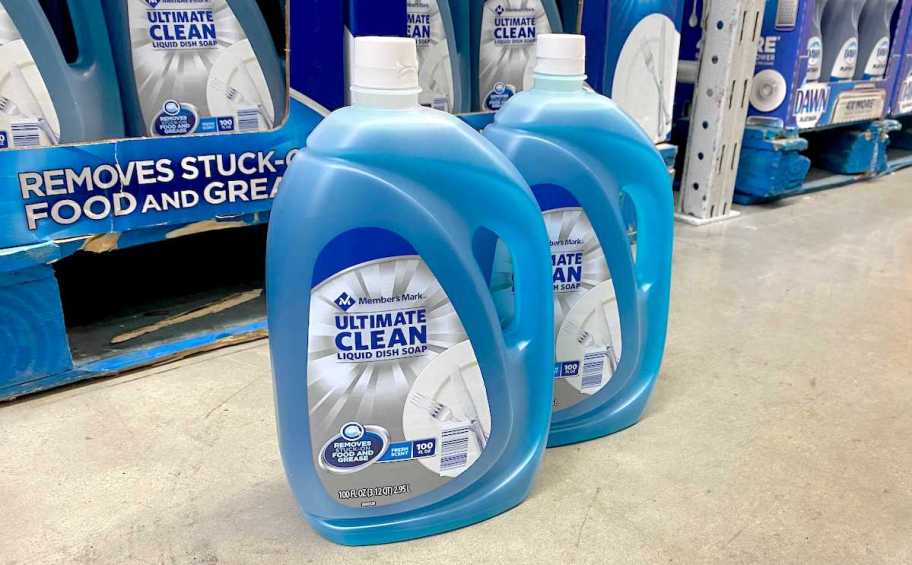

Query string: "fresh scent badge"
[[307, 239, 490, 508], [126, 0, 275, 136], [0, 2, 61, 150], [408, 0, 456, 112], [477, 0, 556, 111]]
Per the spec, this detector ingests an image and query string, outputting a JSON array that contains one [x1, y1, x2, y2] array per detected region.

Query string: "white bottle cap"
[[535, 33, 586, 76], [351, 36, 421, 92]]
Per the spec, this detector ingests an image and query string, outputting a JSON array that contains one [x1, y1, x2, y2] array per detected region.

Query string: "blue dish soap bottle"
[[854, 0, 900, 80], [103, 0, 286, 138], [483, 34, 674, 446], [0, 0, 124, 149], [470, 0, 563, 111], [407, 0, 468, 112], [266, 37, 554, 545]]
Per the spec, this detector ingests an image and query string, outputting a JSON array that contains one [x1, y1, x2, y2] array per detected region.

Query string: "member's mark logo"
[[335, 292, 356, 312]]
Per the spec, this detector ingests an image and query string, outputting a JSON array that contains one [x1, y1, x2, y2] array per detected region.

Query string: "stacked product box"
[[736, 0, 912, 198], [0, 0, 674, 398]]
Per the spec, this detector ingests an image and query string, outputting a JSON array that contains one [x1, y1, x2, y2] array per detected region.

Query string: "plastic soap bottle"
[[471, 0, 563, 111], [407, 0, 467, 112], [266, 36, 554, 545], [806, 0, 831, 82], [483, 34, 674, 446], [103, 0, 286, 138], [821, 0, 866, 81], [0, 0, 123, 149], [854, 0, 900, 80]]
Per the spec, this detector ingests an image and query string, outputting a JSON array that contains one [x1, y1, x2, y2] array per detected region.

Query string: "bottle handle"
[[65, 0, 109, 70], [484, 215, 554, 355], [620, 164, 674, 369]]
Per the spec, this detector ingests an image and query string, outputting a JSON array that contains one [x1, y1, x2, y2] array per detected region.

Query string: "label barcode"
[[237, 108, 261, 132], [11, 122, 40, 147], [439, 425, 471, 473], [581, 351, 606, 389]]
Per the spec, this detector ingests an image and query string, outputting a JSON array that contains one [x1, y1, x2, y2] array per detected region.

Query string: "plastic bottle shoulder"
[[306, 105, 529, 186], [490, 87, 655, 148]]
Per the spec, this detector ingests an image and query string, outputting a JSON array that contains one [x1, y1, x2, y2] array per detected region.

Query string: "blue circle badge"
[[152, 100, 198, 136], [319, 423, 389, 474], [484, 82, 516, 111]]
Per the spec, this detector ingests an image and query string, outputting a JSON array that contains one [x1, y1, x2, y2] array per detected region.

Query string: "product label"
[[862, 36, 891, 80], [830, 87, 885, 124], [492, 185, 622, 413], [0, 2, 61, 150], [127, 0, 275, 136], [830, 37, 859, 80], [407, 0, 455, 112], [479, 0, 552, 110], [793, 82, 830, 128], [308, 229, 490, 508], [806, 35, 823, 82], [898, 71, 912, 114]]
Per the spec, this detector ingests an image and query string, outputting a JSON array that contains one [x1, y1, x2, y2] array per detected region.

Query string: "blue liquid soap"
[[407, 0, 468, 112], [0, 0, 123, 149], [854, 0, 900, 80], [483, 34, 674, 447], [470, 0, 563, 111], [104, 0, 286, 137], [266, 36, 554, 545], [821, 0, 867, 81]]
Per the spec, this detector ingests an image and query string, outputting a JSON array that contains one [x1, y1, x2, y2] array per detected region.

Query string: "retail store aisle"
[[2, 172, 911, 564]]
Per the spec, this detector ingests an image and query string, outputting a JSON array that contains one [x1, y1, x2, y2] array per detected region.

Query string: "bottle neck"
[[350, 86, 421, 109], [532, 73, 587, 93]]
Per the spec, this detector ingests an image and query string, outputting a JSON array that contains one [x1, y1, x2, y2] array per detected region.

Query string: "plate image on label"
[[206, 40, 276, 131], [409, 0, 455, 112], [404, 340, 491, 478], [555, 279, 621, 396], [479, 0, 552, 110], [307, 252, 490, 507], [0, 35, 60, 149], [127, 0, 270, 135]]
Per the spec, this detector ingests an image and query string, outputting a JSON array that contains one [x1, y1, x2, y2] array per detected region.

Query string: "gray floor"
[[2, 173, 911, 565]]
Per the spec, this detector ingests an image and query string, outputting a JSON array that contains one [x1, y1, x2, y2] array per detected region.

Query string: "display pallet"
[[734, 120, 900, 204]]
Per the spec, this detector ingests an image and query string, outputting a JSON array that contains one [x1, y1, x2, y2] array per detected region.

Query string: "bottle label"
[[308, 229, 490, 508], [408, 0, 455, 112], [126, 0, 275, 136], [491, 185, 622, 413], [830, 37, 859, 80], [805, 35, 823, 82], [479, 0, 553, 111], [862, 36, 891, 80], [0, 2, 61, 150]]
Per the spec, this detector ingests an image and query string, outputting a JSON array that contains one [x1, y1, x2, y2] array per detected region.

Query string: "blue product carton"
[[745, 0, 912, 130]]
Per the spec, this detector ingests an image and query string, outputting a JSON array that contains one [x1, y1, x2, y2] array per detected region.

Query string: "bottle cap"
[[535, 34, 586, 76], [351, 36, 421, 92]]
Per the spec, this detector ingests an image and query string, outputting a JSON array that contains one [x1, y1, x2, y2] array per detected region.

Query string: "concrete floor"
[[2, 173, 911, 565]]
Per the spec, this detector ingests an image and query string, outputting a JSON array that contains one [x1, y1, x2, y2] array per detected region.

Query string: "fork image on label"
[[562, 317, 619, 378], [210, 76, 274, 129], [0, 61, 60, 145], [409, 389, 488, 451]]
